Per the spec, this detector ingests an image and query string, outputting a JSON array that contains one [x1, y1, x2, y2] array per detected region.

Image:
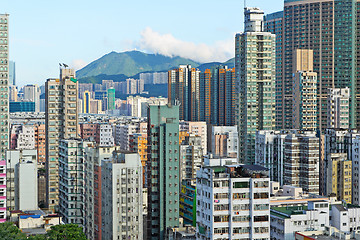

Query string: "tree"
[[28, 235, 46, 240], [46, 224, 87, 240], [0, 221, 26, 240]]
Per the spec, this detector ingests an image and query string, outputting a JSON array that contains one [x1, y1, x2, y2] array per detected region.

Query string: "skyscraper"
[[236, 7, 276, 164], [282, 0, 357, 130], [8, 61, 15, 86], [83, 91, 91, 114], [199, 66, 236, 126], [168, 65, 200, 121], [23, 84, 41, 112], [0, 14, 9, 223], [292, 49, 317, 131], [147, 104, 180, 239], [264, 11, 283, 129], [107, 87, 115, 111], [169, 65, 235, 125], [45, 68, 78, 211], [101, 152, 143, 240]]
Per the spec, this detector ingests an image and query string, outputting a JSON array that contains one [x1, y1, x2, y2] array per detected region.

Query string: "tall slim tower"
[[168, 65, 200, 121], [83, 91, 91, 114], [8, 61, 15, 86], [0, 14, 9, 223], [292, 49, 317, 131], [147, 104, 180, 239], [45, 68, 78, 211], [107, 87, 115, 111], [236, 7, 276, 164], [264, 11, 284, 129]]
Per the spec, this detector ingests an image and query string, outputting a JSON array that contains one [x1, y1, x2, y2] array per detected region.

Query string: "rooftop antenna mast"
[[244, 0, 246, 9]]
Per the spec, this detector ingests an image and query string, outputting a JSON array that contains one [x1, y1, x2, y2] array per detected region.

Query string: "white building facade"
[[196, 165, 270, 240], [101, 152, 143, 240]]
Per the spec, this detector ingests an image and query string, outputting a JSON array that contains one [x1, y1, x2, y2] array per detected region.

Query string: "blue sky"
[[3, 0, 283, 86]]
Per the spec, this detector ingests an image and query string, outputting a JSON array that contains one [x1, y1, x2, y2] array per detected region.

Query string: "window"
[[233, 181, 249, 188]]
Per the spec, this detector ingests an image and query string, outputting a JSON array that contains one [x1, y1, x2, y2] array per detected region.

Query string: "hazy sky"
[[3, 0, 283, 86]]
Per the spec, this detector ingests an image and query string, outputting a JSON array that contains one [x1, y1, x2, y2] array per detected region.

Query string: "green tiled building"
[[147, 104, 180, 239]]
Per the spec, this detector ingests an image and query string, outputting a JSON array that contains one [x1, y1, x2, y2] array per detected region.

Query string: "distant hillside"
[[196, 59, 234, 72], [76, 50, 235, 85], [78, 74, 128, 84], [76, 50, 200, 79]]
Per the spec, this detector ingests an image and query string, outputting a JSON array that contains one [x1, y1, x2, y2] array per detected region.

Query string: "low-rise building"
[[270, 200, 330, 240]]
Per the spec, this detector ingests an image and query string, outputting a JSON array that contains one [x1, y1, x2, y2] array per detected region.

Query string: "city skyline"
[[3, 0, 284, 87]]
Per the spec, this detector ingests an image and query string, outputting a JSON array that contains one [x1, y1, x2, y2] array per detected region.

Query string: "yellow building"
[[129, 133, 147, 186], [179, 130, 189, 145], [327, 153, 352, 203]]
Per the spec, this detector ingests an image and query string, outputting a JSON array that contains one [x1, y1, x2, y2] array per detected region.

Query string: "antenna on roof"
[[244, 0, 246, 9]]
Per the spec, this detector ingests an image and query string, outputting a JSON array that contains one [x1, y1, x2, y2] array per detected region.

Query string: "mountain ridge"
[[76, 50, 200, 79], [76, 50, 235, 83]]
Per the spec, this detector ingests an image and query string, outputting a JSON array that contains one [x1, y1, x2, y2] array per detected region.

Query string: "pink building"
[[0, 159, 5, 222]]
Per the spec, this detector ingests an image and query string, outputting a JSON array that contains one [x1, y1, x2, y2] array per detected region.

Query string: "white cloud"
[[71, 59, 87, 70], [136, 27, 234, 63]]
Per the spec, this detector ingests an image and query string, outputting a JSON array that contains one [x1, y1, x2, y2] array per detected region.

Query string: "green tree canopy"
[[46, 224, 87, 240], [0, 221, 27, 240], [0, 222, 87, 240]]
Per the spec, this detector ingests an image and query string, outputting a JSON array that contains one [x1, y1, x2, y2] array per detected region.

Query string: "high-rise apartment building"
[[199, 66, 236, 125], [352, 135, 360, 205], [168, 65, 200, 121], [45, 68, 78, 210], [147, 104, 180, 239], [292, 49, 317, 131], [101, 152, 143, 240], [236, 7, 276, 164], [282, 0, 358, 130], [78, 83, 93, 99], [59, 139, 89, 225], [35, 124, 46, 167], [6, 149, 37, 214], [322, 129, 360, 196], [9, 85, 17, 102], [327, 88, 350, 129], [15, 159, 38, 211], [83, 91, 91, 114], [83, 145, 121, 240], [169, 65, 236, 125], [255, 130, 288, 186], [23, 84, 41, 112], [107, 88, 115, 111], [284, 131, 320, 194], [264, 11, 283, 129], [129, 133, 147, 186], [9, 60, 15, 86], [95, 123, 114, 147], [179, 121, 207, 154], [179, 134, 203, 181], [210, 126, 238, 158], [326, 153, 352, 203], [0, 14, 9, 223], [196, 165, 270, 240]]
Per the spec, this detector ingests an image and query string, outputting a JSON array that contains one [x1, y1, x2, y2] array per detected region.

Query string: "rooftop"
[[206, 164, 269, 178], [271, 206, 308, 219]]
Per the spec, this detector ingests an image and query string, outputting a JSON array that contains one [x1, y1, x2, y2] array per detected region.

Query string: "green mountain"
[[76, 50, 200, 79], [196, 59, 234, 72]]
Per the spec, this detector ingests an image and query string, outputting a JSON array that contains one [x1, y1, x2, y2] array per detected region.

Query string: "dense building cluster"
[[4, 0, 360, 239]]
